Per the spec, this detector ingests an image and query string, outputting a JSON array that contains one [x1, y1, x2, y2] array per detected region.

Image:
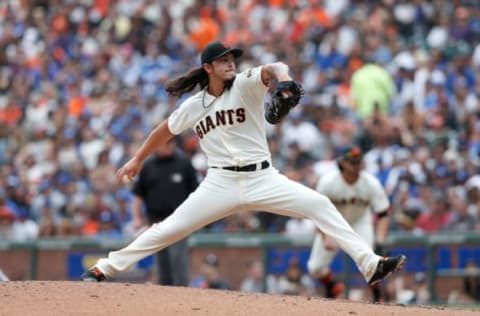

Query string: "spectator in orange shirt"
[[297, 2, 332, 30], [0, 99, 22, 127], [187, 7, 221, 50]]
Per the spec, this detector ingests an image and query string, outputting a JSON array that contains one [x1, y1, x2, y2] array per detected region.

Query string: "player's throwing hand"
[[117, 157, 142, 184]]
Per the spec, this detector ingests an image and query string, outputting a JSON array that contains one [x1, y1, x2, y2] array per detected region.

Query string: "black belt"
[[212, 160, 270, 172]]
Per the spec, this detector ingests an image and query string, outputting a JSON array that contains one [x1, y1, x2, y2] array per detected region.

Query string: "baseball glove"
[[265, 80, 304, 124]]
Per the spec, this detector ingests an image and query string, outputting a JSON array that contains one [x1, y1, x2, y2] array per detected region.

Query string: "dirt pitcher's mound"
[[0, 281, 477, 316]]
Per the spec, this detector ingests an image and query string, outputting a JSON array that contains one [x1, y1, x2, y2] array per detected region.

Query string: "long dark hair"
[[165, 65, 236, 98], [165, 67, 208, 97]]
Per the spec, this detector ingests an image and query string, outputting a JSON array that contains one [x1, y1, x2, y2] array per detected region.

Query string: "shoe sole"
[[370, 255, 407, 286], [80, 267, 106, 282], [81, 277, 98, 282]]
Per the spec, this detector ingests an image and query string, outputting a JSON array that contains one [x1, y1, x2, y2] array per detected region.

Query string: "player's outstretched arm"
[[116, 120, 174, 183]]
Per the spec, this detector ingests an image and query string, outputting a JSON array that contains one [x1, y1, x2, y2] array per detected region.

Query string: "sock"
[[370, 283, 382, 302]]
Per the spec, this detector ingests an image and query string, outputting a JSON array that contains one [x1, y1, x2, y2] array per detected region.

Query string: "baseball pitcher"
[[81, 41, 405, 287]]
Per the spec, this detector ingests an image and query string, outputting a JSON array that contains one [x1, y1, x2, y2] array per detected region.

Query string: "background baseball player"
[[81, 41, 405, 286], [307, 146, 390, 302]]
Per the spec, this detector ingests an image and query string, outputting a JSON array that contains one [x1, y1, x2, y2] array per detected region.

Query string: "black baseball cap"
[[340, 146, 363, 163], [201, 41, 243, 64]]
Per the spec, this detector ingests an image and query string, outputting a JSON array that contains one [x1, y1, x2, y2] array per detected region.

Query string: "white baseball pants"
[[307, 212, 375, 278], [96, 167, 380, 282]]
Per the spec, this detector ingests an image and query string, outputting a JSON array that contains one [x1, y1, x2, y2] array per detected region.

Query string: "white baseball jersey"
[[317, 168, 389, 224], [168, 66, 271, 167]]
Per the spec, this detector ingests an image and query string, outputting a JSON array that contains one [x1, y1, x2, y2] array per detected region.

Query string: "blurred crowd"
[[1, 0, 480, 243]]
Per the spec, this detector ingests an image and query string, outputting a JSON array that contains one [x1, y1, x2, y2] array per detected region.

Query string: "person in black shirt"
[[131, 140, 198, 286]]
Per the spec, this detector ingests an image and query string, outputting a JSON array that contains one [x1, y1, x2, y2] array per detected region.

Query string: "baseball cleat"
[[80, 267, 106, 282], [368, 255, 406, 286]]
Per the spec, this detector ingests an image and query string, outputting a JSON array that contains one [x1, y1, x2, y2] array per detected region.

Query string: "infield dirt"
[[0, 281, 478, 316]]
